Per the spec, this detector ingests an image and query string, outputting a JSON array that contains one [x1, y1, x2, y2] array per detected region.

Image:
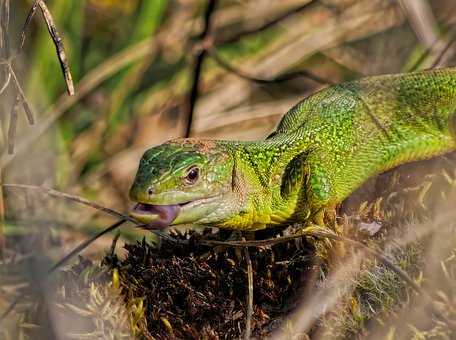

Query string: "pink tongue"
[[134, 203, 180, 229]]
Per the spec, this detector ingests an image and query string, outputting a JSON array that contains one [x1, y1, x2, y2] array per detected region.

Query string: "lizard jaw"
[[130, 194, 224, 229], [131, 203, 182, 229]]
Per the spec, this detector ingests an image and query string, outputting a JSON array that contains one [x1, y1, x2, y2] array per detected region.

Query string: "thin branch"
[[184, 51, 205, 138], [408, 37, 440, 72], [0, 66, 10, 95], [430, 35, 456, 69], [0, 169, 3, 258], [9, 65, 35, 124], [0, 0, 10, 57], [398, 0, 438, 47], [406, 25, 456, 72], [215, 0, 320, 46], [244, 243, 253, 340], [0, 0, 10, 261], [1, 183, 174, 241], [109, 231, 121, 257], [0, 294, 20, 323], [7, 96, 19, 154], [19, 0, 39, 49], [36, 0, 74, 95], [184, 0, 218, 138], [4, 183, 131, 220], [207, 46, 332, 85], [47, 219, 126, 274]]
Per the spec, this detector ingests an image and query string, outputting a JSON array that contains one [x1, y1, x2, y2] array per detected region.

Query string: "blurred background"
[[0, 0, 456, 338]]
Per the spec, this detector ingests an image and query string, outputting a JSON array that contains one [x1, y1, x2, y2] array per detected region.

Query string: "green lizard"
[[129, 67, 456, 231]]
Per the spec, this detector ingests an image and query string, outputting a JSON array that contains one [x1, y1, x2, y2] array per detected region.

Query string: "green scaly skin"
[[129, 67, 456, 231]]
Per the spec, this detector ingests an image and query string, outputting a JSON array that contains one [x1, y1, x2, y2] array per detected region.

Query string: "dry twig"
[[207, 46, 332, 85], [19, 0, 39, 49], [48, 219, 126, 274], [0, 295, 20, 323], [408, 27, 456, 71], [9, 65, 35, 125], [1, 183, 174, 241], [430, 35, 456, 68], [0, 169, 4, 258], [184, 0, 218, 137], [0, 0, 10, 55], [0, 0, 10, 259], [3, 183, 132, 222], [7, 96, 19, 154], [243, 242, 253, 340], [0, 66, 10, 95], [399, 0, 438, 47], [35, 0, 74, 95], [214, 0, 320, 45]]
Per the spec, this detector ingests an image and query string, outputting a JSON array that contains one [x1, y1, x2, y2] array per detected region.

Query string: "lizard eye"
[[184, 166, 200, 185]]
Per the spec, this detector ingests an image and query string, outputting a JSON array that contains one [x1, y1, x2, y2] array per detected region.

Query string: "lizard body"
[[129, 67, 456, 231]]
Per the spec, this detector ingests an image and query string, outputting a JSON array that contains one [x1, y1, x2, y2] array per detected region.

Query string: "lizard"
[[129, 67, 456, 231]]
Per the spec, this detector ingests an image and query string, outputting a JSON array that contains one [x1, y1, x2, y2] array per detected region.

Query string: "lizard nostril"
[[147, 187, 154, 195]]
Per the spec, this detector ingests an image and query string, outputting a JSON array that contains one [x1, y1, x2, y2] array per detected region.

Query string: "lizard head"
[[129, 139, 237, 229]]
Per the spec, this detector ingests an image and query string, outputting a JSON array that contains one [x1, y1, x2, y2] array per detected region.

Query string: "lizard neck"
[[213, 140, 274, 230], [216, 133, 313, 229]]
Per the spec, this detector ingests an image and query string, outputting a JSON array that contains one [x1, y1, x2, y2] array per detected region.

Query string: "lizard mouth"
[[131, 202, 186, 229], [130, 194, 224, 229]]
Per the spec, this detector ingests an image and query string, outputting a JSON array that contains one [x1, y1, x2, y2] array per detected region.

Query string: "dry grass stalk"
[[430, 35, 456, 68], [6, 96, 19, 154], [214, 0, 320, 46], [36, 0, 74, 95], [19, 0, 38, 49], [207, 45, 332, 85], [0, 0, 10, 55], [399, 0, 439, 47], [184, 0, 218, 137], [0, 0, 10, 258], [0, 66, 10, 95], [244, 243, 254, 340], [2, 183, 135, 223], [1, 183, 176, 241], [0, 171, 4, 259], [9, 66, 35, 125]]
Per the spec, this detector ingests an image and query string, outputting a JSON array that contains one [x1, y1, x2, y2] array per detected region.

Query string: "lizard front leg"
[[305, 151, 338, 228], [299, 151, 348, 261]]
